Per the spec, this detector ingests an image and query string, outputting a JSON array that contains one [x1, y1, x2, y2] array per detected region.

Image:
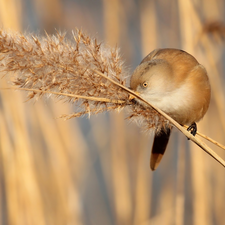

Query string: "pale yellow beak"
[[129, 92, 139, 100]]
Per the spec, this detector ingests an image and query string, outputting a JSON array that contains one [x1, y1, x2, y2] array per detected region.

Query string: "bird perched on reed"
[[130, 48, 211, 170]]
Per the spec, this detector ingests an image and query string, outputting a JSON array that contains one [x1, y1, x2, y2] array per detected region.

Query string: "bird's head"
[[130, 59, 174, 103]]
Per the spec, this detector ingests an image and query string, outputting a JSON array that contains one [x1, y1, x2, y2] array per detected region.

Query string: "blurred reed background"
[[0, 0, 225, 225]]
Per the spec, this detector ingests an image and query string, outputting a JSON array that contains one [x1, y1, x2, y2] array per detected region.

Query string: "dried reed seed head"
[[0, 29, 128, 98], [127, 102, 172, 134], [0, 28, 170, 132], [0, 29, 128, 107]]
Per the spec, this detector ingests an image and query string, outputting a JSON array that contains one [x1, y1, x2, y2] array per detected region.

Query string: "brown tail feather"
[[150, 128, 171, 170]]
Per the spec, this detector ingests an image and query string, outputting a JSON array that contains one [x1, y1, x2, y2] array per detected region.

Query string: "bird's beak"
[[129, 91, 139, 100]]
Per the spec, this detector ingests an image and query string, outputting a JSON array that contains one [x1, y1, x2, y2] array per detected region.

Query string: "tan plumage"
[[130, 48, 211, 170]]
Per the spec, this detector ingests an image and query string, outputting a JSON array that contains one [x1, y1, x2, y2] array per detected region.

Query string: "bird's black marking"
[[152, 128, 171, 155], [179, 49, 186, 53], [139, 61, 158, 77]]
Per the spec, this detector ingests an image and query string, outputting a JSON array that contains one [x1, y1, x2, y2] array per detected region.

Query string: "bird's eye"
[[142, 82, 148, 88]]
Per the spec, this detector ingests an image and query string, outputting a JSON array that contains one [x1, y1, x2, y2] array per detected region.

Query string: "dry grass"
[[0, 29, 128, 110]]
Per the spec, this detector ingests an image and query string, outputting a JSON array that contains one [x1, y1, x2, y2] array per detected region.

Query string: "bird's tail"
[[150, 128, 171, 170]]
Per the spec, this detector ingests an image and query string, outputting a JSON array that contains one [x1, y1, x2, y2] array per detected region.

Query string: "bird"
[[130, 48, 211, 170]]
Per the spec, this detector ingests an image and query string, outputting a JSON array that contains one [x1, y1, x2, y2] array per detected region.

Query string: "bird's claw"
[[187, 122, 197, 140]]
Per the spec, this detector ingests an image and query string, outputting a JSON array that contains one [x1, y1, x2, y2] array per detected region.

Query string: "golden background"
[[0, 0, 224, 224]]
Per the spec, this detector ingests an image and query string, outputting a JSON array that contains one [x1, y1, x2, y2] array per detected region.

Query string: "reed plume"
[[0, 28, 169, 131]]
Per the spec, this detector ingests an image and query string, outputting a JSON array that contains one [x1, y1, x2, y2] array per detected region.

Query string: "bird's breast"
[[140, 81, 209, 125]]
